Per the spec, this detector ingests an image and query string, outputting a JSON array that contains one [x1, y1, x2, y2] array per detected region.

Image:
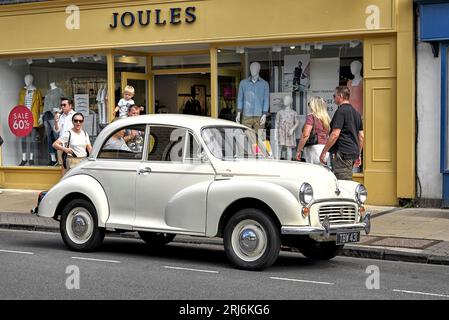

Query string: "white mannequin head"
[[24, 74, 34, 87], [250, 62, 261, 78], [50, 82, 57, 89], [350, 61, 362, 76], [283, 95, 293, 109]]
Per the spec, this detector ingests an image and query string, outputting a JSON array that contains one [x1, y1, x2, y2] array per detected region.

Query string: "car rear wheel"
[[60, 199, 105, 251], [223, 208, 280, 271], [299, 241, 343, 260], [138, 231, 176, 247]]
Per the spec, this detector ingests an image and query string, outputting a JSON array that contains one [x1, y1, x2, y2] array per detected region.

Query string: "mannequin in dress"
[[43, 82, 64, 165], [347, 60, 363, 116], [18, 74, 43, 166], [236, 62, 269, 132], [275, 95, 299, 161]]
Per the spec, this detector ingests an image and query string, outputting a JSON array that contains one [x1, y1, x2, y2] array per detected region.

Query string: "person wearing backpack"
[[296, 96, 331, 164], [53, 112, 92, 175]]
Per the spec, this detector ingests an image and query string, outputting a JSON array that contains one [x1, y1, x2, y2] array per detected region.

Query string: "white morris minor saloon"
[[36, 114, 370, 270]]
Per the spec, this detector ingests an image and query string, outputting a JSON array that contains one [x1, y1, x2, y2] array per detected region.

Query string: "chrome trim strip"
[[83, 167, 137, 173], [281, 223, 367, 235]]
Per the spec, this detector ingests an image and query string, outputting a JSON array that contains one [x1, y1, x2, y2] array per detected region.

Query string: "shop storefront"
[[416, 0, 449, 207], [0, 0, 415, 205]]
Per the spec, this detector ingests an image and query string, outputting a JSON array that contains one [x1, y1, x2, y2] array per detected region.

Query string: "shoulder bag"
[[62, 131, 72, 170], [304, 116, 318, 147]]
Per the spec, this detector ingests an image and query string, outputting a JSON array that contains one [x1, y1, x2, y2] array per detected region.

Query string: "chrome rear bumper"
[[281, 213, 371, 238]]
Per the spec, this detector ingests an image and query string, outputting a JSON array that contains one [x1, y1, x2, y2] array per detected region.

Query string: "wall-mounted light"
[[272, 46, 282, 52], [300, 43, 311, 51], [235, 47, 245, 54], [26, 58, 33, 65], [48, 57, 56, 64], [93, 55, 102, 62], [349, 40, 361, 48], [70, 56, 78, 63], [314, 42, 323, 50]]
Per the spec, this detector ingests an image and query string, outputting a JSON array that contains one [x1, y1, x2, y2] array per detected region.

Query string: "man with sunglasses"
[[319, 86, 364, 180], [53, 98, 75, 172]]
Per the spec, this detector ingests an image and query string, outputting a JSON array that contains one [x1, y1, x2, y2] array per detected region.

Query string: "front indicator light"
[[302, 207, 310, 218], [358, 206, 366, 216]]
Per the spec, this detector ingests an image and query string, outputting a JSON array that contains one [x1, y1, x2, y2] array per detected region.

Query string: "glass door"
[[121, 72, 151, 114]]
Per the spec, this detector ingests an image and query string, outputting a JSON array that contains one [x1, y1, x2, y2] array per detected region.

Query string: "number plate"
[[336, 231, 360, 245]]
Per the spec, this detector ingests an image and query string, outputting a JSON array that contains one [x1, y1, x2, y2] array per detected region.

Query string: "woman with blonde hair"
[[296, 96, 331, 164]]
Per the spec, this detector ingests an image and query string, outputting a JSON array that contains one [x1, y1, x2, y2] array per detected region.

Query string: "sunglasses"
[[73, 119, 84, 123], [61, 103, 68, 106]]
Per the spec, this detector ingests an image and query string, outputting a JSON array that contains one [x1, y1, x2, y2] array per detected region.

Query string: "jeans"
[[43, 111, 57, 155]]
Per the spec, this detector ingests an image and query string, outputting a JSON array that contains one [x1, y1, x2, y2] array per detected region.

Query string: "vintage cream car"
[[36, 114, 370, 270]]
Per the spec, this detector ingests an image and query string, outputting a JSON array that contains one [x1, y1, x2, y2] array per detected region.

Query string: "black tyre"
[[299, 241, 343, 260], [60, 199, 105, 251], [138, 231, 176, 247], [223, 208, 280, 271]]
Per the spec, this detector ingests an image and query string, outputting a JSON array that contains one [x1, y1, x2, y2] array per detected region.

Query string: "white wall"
[[417, 42, 442, 200], [0, 60, 29, 166]]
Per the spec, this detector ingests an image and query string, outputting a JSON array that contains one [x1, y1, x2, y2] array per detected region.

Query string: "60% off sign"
[[8, 105, 34, 137]]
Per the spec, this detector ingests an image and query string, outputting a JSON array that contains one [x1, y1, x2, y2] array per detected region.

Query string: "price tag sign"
[[8, 105, 34, 137]]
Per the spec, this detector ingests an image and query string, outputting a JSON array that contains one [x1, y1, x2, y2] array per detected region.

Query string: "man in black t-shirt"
[[320, 86, 364, 180]]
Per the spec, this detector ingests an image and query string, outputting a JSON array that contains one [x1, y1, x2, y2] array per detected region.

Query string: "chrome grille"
[[319, 205, 357, 224]]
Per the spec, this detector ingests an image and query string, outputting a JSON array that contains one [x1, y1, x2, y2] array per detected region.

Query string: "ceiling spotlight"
[[314, 42, 323, 50], [235, 47, 245, 54], [272, 46, 282, 52], [48, 57, 56, 64], [93, 55, 102, 62], [217, 49, 222, 53], [300, 43, 311, 51], [70, 56, 78, 63], [290, 46, 296, 50], [349, 40, 361, 48], [8, 59, 13, 66], [26, 58, 33, 65]]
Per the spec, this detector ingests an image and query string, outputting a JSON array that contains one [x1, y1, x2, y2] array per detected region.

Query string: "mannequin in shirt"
[[347, 60, 363, 116], [236, 62, 269, 132], [275, 95, 299, 161], [18, 74, 43, 166]]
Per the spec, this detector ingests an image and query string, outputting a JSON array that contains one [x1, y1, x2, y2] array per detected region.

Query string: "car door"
[[134, 125, 215, 235], [87, 124, 147, 229]]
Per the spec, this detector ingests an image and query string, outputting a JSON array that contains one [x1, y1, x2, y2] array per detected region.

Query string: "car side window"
[[184, 132, 203, 163], [147, 126, 187, 162], [98, 125, 146, 160]]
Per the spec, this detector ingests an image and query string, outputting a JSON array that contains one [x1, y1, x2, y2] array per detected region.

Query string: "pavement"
[[1, 188, 449, 266]]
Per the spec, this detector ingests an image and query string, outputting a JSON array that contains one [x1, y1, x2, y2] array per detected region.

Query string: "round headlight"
[[356, 184, 368, 204], [299, 183, 314, 206]]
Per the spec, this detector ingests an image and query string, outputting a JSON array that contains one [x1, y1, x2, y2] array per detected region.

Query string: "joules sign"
[[109, 6, 197, 29]]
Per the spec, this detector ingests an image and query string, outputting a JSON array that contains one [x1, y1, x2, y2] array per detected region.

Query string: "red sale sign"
[[8, 105, 34, 137]]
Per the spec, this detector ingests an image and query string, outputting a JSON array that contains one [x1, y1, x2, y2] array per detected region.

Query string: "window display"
[[0, 55, 107, 168]]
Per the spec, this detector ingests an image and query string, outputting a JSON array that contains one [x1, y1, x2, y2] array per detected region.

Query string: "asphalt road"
[[1, 228, 449, 300]]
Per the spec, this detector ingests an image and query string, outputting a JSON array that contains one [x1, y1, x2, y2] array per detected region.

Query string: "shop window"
[[217, 41, 363, 166], [0, 55, 107, 168]]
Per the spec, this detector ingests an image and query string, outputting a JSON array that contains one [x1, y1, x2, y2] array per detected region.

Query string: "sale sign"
[[8, 105, 34, 137]]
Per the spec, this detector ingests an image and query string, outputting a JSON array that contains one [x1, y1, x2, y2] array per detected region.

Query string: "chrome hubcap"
[[231, 219, 267, 262], [66, 208, 94, 245]]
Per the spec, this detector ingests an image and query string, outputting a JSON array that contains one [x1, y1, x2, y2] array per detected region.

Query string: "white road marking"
[[393, 289, 449, 298], [0, 249, 34, 255], [270, 276, 334, 285], [72, 257, 121, 264], [164, 266, 219, 274]]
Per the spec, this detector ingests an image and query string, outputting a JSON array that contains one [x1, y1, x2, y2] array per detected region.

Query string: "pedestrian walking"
[[319, 86, 364, 180], [296, 96, 331, 164]]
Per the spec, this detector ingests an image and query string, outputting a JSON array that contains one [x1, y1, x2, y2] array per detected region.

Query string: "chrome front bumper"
[[281, 213, 371, 238]]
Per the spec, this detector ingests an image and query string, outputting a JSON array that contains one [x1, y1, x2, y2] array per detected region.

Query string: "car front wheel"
[[60, 199, 105, 251], [224, 208, 280, 271]]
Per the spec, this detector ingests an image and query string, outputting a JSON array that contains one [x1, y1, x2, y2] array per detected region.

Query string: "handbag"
[[304, 116, 318, 147], [0, 135, 3, 147]]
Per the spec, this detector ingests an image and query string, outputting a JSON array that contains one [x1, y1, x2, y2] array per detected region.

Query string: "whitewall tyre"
[[60, 199, 105, 251]]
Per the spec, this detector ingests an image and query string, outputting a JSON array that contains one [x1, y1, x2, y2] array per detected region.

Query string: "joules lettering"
[[110, 7, 196, 29]]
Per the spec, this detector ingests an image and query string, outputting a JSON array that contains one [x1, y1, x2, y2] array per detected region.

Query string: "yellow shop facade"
[[0, 0, 415, 205]]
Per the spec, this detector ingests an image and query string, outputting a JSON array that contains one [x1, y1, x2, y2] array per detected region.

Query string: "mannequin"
[[347, 60, 363, 116], [18, 74, 43, 166], [275, 95, 299, 161], [236, 62, 269, 132], [43, 82, 65, 165]]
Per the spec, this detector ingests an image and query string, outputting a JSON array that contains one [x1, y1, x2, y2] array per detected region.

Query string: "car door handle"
[[138, 167, 152, 175]]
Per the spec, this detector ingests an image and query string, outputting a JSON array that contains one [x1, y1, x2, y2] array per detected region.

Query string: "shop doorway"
[[121, 72, 151, 114]]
